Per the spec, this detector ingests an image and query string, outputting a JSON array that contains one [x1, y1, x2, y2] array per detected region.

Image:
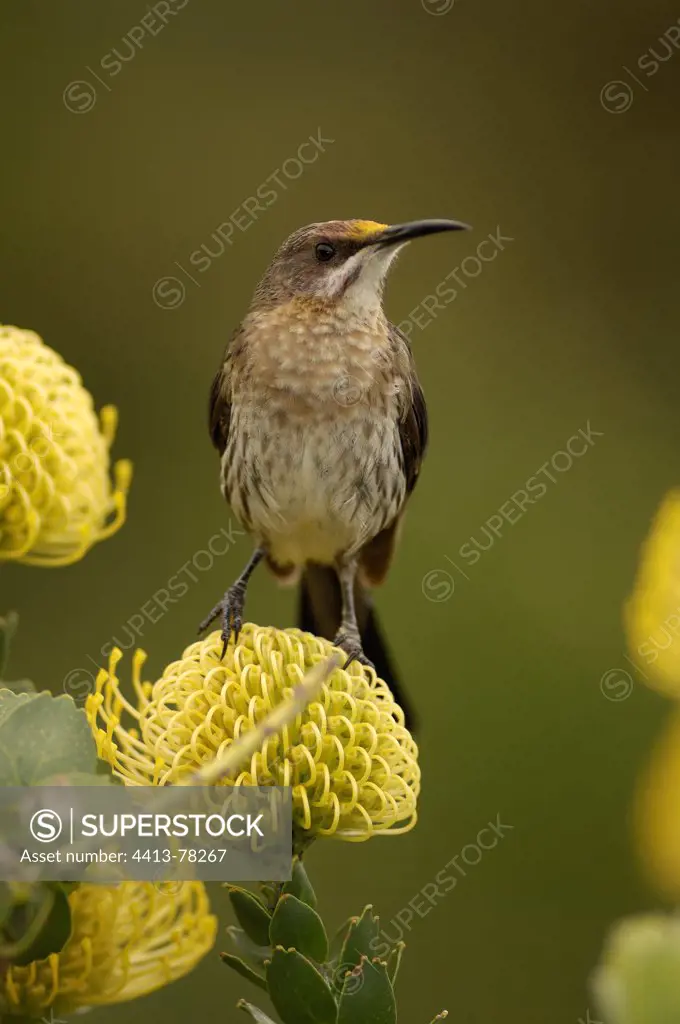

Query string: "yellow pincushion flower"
[[86, 624, 420, 841], [625, 490, 680, 697], [2, 880, 216, 1017], [0, 324, 131, 565], [635, 707, 680, 899]]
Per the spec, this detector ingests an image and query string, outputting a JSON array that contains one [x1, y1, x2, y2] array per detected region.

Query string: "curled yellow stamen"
[[86, 623, 420, 841]]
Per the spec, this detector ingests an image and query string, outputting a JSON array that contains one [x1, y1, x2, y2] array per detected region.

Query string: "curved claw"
[[332, 632, 375, 672], [199, 584, 247, 659]]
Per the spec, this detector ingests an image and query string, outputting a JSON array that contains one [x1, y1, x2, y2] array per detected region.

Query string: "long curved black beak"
[[367, 218, 471, 248]]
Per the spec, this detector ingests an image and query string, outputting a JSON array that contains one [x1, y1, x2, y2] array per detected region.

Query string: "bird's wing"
[[391, 321, 429, 495], [208, 334, 239, 455], [359, 322, 429, 586], [208, 369, 230, 454]]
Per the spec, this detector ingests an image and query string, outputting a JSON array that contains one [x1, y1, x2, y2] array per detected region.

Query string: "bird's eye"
[[315, 241, 336, 262]]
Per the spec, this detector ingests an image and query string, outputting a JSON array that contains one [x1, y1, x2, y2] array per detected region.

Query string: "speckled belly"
[[222, 409, 405, 566]]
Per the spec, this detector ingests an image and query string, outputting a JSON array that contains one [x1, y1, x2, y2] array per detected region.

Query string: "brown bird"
[[200, 218, 468, 725]]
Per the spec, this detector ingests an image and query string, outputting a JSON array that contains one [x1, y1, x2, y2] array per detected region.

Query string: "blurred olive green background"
[[2, 0, 680, 1020]]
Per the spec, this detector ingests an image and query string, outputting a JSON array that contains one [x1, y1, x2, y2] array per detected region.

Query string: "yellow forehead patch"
[[346, 219, 388, 240]]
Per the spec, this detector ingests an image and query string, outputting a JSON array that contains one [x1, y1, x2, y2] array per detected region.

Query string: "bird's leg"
[[198, 547, 265, 659], [332, 559, 375, 671]]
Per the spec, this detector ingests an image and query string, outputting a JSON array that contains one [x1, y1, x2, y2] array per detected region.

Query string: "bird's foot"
[[332, 631, 375, 672], [197, 583, 247, 660]]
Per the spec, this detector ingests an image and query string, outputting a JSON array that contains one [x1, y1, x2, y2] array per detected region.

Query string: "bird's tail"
[[298, 563, 416, 730]]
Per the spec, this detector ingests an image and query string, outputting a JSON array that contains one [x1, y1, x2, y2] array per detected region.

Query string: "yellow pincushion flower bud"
[[86, 624, 420, 841], [625, 490, 680, 698], [1, 880, 216, 1017], [0, 324, 131, 565], [592, 913, 680, 1024]]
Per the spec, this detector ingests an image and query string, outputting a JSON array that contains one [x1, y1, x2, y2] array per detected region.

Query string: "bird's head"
[[251, 218, 469, 319]]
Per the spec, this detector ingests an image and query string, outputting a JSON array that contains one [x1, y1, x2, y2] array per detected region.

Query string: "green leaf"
[[220, 952, 268, 991], [1, 884, 72, 965], [0, 690, 35, 728], [226, 925, 271, 967], [282, 857, 317, 909], [237, 1000, 278, 1024], [0, 615, 34, 695], [227, 886, 273, 948], [340, 905, 380, 968], [329, 917, 354, 961], [267, 947, 337, 1024], [259, 882, 279, 908], [0, 691, 97, 786], [270, 894, 328, 963], [337, 958, 396, 1024], [386, 941, 405, 985], [0, 612, 19, 680], [0, 679, 36, 696]]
